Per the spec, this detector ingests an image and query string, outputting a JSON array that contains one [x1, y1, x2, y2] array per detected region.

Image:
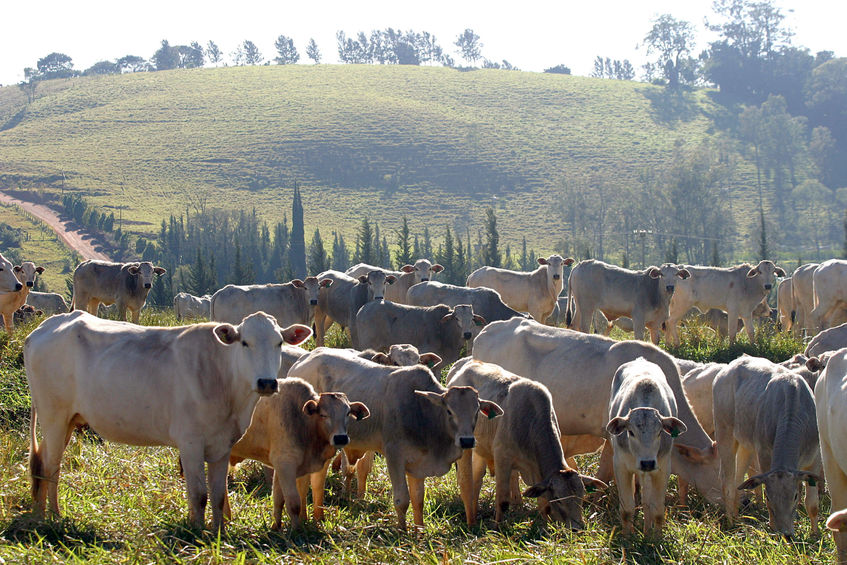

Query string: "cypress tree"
[[483, 207, 501, 267], [289, 183, 307, 279], [309, 228, 329, 274], [395, 216, 413, 268]]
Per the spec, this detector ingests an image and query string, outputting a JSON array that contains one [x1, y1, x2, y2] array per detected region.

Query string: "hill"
[[0, 64, 806, 261]]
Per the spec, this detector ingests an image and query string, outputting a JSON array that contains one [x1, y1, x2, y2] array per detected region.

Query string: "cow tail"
[[29, 405, 43, 502], [565, 276, 573, 328]]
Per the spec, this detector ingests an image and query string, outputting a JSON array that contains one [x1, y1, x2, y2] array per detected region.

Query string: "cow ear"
[[662, 417, 687, 438], [472, 314, 487, 327], [370, 352, 391, 365], [419, 353, 442, 369], [440, 311, 456, 324], [796, 470, 822, 487], [385, 275, 397, 285], [806, 357, 824, 372], [349, 402, 370, 421], [214, 323, 240, 345], [13, 265, 22, 272], [414, 390, 445, 406], [675, 441, 717, 463], [319, 278, 333, 288], [302, 399, 319, 416], [537, 257, 548, 265], [35, 266, 45, 274], [563, 257, 575, 266], [127, 264, 140, 275], [746, 267, 760, 278], [828, 509, 847, 532], [431, 264, 444, 273], [153, 266, 166, 275], [282, 324, 312, 345], [738, 474, 766, 490], [36, 309, 44, 316], [775, 266, 786, 277], [479, 400, 504, 419], [606, 416, 628, 436], [647, 267, 661, 279], [401, 265, 415, 273], [676, 269, 691, 280], [580, 474, 607, 493], [358, 275, 368, 284], [291, 279, 305, 288], [523, 481, 548, 498]]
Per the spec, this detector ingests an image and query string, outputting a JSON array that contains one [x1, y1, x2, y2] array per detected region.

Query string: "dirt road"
[[0, 191, 111, 261]]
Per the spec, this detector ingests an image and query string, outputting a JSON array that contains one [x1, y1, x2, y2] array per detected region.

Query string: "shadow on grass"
[[1, 512, 125, 552], [638, 86, 703, 126]]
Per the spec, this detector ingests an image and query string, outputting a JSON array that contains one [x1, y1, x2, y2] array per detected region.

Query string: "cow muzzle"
[[666, 285, 675, 293], [459, 436, 476, 449], [764, 284, 772, 290], [553, 274, 561, 280], [332, 434, 350, 447], [144, 283, 152, 289], [26, 281, 34, 288], [639, 459, 657, 472], [14, 283, 22, 292], [463, 331, 472, 340], [310, 299, 318, 306], [256, 378, 278, 395]]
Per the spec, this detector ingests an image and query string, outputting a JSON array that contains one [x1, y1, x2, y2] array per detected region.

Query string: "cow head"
[[738, 468, 821, 538], [127, 262, 167, 290], [414, 385, 502, 449], [538, 255, 575, 286], [440, 304, 486, 341], [746, 260, 785, 292], [648, 264, 691, 295], [401, 259, 445, 284], [370, 345, 442, 369], [607, 407, 686, 473], [523, 470, 607, 530], [827, 509, 847, 532], [214, 312, 312, 396], [303, 391, 369, 448], [13, 304, 43, 325], [358, 270, 395, 301], [0, 254, 23, 293], [294, 276, 333, 306], [13, 261, 45, 288]]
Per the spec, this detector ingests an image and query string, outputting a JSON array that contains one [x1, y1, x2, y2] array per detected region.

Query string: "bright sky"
[[1, 0, 844, 86]]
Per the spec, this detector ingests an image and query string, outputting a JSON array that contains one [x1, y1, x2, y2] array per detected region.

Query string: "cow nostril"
[[639, 460, 657, 472], [666, 285, 675, 293], [333, 434, 349, 447], [310, 299, 318, 305], [764, 284, 772, 290], [14, 283, 22, 291], [144, 283, 152, 289], [26, 281, 34, 287], [553, 274, 561, 280], [256, 379, 278, 395], [463, 332, 472, 340], [459, 437, 475, 449]]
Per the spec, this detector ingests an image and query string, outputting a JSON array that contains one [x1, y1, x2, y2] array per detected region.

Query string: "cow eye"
[[446, 409, 453, 417], [277, 341, 284, 348], [242, 341, 249, 347], [627, 430, 634, 437]]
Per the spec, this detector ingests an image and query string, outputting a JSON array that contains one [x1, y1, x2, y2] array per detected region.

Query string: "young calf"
[[447, 359, 605, 528], [227, 378, 368, 529], [606, 357, 686, 534]]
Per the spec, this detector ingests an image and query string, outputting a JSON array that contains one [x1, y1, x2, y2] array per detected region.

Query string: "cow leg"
[[631, 313, 646, 342], [407, 474, 426, 528], [493, 456, 514, 523], [678, 477, 689, 506], [576, 305, 592, 334], [310, 459, 332, 521], [0, 312, 12, 332], [356, 451, 375, 498], [719, 438, 739, 523], [385, 452, 410, 531], [509, 471, 522, 507], [86, 299, 99, 316], [207, 454, 229, 533], [804, 467, 820, 536], [741, 312, 756, 343], [470, 454, 488, 523], [130, 307, 141, 325], [457, 450, 476, 526], [179, 447, 208, 530], [296, 475, 310, 522], [822, 438, 847, 561], [726, 307, 740, 343], [272, 461, 302, 530], [734, 445, 755, 506], [642, 463, 669, 534], [614, 461, 636, 534], [34, 418, 73, 516], [313, 311, 327, 347]]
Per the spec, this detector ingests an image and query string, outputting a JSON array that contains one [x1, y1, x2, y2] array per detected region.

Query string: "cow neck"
[[769, 381, 814, 471], [540, 265, 560, 302]]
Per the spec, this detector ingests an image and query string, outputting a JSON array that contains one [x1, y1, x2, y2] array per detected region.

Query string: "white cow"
[[211, 277, 332, 328], [347, 258, 443, 304], [25, 310, 312, 531], [792, 263, 819, 334], [811, 259, 847, 331], [173, 292, 212, 321], [0, 259, 41, 330], [776, 277, 794, 332]]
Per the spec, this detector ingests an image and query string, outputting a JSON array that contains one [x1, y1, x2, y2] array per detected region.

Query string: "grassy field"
[[0, 312, 837, 563], [0, 65, 770, 257]]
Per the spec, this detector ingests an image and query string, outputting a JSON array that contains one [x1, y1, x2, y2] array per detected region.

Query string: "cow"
[[777, 277, 795, 332], [26, 291, 70, 315], [814, 347, 847, 562], [712, 355, 821, 537], [471, 317, 722, 505], [363, 343, 442, 369], [71, 260, 166, 324], [606, 358, 686, 533], [25, 310, 312, 531], [173, 292, 211, 321], [0, 253, 23, 296], [810, 259, 847, 331], [665, 261, 786, 345], [0, 260, 43, 331], [828, 509, 847, 563], [13, 304, 43, 326], [406, 280, 525, 325], [467, 255, 575, 322], [792, 263, 820, 334], [566, 260, 691, 344], [288, 347, 503, 530], [353, 302, 484, 366], [688, 300, 773, 339], [211, 277, 332, 329], [806, 322, 847, 358], [313, 269, 395, 347], [447, 359, 605, 527], [226, 377, 369, 530], [347, 258, 443, 304]]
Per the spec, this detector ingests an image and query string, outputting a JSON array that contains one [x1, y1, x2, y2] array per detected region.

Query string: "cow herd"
[[7, 252, 847, 560]]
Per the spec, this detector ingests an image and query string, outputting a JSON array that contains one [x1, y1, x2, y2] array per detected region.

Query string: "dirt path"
[[0, 191, 111, 261]]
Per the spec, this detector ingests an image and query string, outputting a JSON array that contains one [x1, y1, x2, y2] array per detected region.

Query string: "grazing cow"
[[173, 292, 211, 321], [777, 277, 795, 332], [688, 300, 773, 339], [313, 270, 395, 347], [471, 317, 722, 504], [810, 259, 847, 331], [25, 310, 312, 531], [71, 260, 166, 324], [814, 347, 847, 562], [211, 277, 332, 329], [0, 260, 43, 330], [347, 259, 443, 304], [354, 302, 484, 366], [792, 263, 819, 333], [665, 261, 786, 345], [407, 280, 525, 325], [712, 355, 821, 537], [227, 378, 369, 530], [448, 360, 605, 527], [288, 347, 502, 530], [607, 358, 686, 533], [806, 323, 847, 358], [566, 260, 691, 344], [26, 291, 70, 315], [467, 255, 575, 322]]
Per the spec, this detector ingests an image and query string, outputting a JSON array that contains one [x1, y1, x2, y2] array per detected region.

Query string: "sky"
[[1, 0, 845, 86]]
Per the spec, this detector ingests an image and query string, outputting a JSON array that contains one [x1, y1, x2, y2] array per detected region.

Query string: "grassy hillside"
[[0, 65, 752, 256]]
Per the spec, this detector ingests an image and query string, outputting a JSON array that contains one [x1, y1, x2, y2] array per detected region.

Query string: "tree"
[[306, 38, 321, 64], [36, 52, 76, 79], [179, 42, 205, 68], [152, 40, 180, 71], [117, 55, 149, 73], [274, 35, 300, 64], [454, 29, 482, 66], [206, 41, 223, 66], [643, 15, 697, 88], [544, 64, 571, 75], [809, 126, 837, 187], [289, 183, 307, 279], [437, 225, 455, 278], [332, 232, 351, 271], [394, 216, 412, 268], [18, 69, 39, 103], [482, 207, 501, 267], [234, 40, 263, 65], [84, 60, 119, 75], [356, 219, 375, 265], [309, 228, 329, 274]]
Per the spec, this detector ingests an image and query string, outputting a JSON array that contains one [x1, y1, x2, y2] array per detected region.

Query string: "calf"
[[407, 280, 525, 325], [26, 291, 69, 315], [447, 360, 604, 527], [713, 355, 821, 537], [227, 378, 369, 529], [0, 260, 43, 330], [313, 269, 395, 346], [607, 358, 686, 533], [174, 292, 211, 321], [288, 347, 502, 530]]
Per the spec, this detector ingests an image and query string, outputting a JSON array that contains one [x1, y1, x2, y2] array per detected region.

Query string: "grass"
[[0, 311, 838, 562]]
